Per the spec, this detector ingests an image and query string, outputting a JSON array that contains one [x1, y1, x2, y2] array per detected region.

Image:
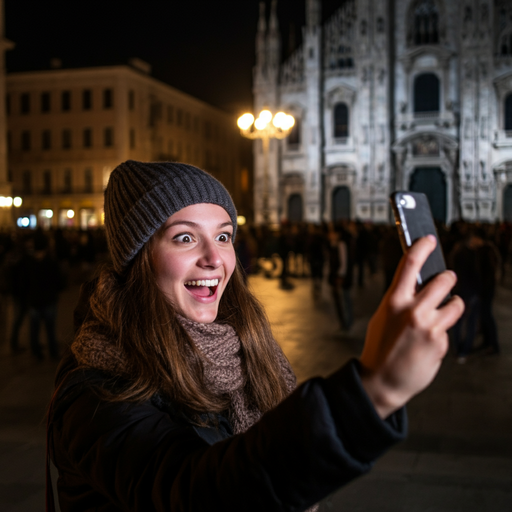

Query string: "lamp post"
[[237, 109, 295, 224]]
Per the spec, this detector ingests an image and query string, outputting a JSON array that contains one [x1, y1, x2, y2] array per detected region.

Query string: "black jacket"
[[48, 358, 407, 512]]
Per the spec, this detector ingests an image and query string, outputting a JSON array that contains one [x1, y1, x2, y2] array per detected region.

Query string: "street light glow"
[[259, 110, 272, 124], [13, 197, 22, 207], [272, 112, 287, 128], [254, 117, 268, 130], [67, 209, 75, 219], [237, 113, 254, 130]]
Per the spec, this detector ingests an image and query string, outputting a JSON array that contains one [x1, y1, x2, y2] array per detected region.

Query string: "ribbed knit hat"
[[104, 160, 237, 273]]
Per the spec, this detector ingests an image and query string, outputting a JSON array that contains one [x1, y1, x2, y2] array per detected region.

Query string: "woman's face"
[[151, 203, 236, 323]]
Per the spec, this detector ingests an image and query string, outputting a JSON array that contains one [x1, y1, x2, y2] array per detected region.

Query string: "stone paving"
[[0, 267, 511, 511]]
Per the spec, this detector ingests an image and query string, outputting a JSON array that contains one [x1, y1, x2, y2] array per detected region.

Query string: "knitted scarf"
[[71, 315, 296, 434], [71, 317, 319, 511]]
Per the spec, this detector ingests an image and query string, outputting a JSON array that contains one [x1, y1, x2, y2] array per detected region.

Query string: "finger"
[[415, 269, 457, 311], [390, 235, 437, 301], [433, 295, 465, 331]]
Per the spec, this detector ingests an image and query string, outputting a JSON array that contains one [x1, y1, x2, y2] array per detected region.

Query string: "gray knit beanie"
[[104, 160, 237, 274]]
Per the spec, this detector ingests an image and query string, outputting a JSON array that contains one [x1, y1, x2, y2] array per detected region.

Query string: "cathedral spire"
[[306, 0, 321, 28], [256, 2, 267, 69], [267, 0, 280, 70]]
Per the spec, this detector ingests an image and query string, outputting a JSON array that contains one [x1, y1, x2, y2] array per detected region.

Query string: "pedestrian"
[[47, 160, 463, 512], [305, 223, 326, 301], [449, 231, 482, 363], [8, 234, 33, 354], [27, 232, 64, 360], [475, 230, 500, 355]]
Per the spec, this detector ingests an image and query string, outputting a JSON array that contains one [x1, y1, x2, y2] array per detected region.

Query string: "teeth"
[[185, 279, 219, 287]]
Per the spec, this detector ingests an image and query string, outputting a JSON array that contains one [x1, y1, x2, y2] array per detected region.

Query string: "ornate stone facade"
[[253, 0, 512, 224]]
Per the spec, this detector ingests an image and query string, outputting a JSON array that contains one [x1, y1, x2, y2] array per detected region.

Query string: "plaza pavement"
[[0, 266, 511, 511]]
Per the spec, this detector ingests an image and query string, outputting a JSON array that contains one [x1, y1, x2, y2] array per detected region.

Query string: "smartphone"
[[390, 191, 447, 288]]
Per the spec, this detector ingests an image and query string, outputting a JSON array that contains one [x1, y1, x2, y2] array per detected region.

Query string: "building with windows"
[[7, 63, 249, 229], [253, 0, 512, 224]]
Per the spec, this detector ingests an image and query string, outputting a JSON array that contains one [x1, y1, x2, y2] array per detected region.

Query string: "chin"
[[182, 307, 218, 324]]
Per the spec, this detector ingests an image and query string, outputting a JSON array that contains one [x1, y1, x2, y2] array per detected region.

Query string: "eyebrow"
[[164, 220, 234, 230]]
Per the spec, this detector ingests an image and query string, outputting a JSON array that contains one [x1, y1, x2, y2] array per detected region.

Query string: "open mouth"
[[184, 279, 219, 297]]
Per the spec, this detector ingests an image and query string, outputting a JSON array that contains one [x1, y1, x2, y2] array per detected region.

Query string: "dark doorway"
[[288, 194, 303, 222], [414, 73, 440, 113], [504, 185, 512, 222], [409, 167, 446, 222], [332, 186, 351, 222]]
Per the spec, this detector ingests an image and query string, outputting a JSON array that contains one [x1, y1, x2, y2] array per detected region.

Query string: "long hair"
[[73, 240, 291, 420]]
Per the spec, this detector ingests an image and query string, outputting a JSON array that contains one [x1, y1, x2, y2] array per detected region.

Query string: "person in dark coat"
[[449, 232, 482, 363], [47, 161, 463, 512], [8, 235, 34, 353], [27, 233, 64, 360]]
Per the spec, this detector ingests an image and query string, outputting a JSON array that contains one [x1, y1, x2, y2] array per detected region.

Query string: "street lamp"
[[237, 109, 295, 223]]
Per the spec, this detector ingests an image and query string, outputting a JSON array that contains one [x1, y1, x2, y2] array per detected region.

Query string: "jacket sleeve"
[[51, 359, 406, 512]]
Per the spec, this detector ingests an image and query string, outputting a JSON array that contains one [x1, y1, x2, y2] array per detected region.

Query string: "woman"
[[48, 160, 463, 511]]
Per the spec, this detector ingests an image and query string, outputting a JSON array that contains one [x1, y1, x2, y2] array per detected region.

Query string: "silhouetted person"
[[27, 233, 64, 360], [449, 233, 482, 363], [476, 234, 500, 355], [8, 235, 33, 353], [305, 223, 327, 301]]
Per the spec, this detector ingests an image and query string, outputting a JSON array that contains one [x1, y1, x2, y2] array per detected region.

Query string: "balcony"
[[493, 130, 512, 149]]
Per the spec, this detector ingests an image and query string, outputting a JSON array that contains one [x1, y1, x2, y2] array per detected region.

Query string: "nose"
[[197, 239, 222, 269]]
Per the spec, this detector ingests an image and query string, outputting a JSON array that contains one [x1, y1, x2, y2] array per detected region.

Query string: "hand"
[[359, 235, 464, 419]]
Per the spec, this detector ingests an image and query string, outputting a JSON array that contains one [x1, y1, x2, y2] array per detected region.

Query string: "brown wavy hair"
[[71, 240, 291, 419]]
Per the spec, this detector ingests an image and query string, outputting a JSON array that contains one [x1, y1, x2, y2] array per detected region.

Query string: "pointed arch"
[[407, 0, 444, 47]]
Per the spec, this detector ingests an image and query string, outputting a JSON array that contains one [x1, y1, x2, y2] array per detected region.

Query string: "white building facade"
[[253, 0, 512, 225], [7, 64, 247, 229]]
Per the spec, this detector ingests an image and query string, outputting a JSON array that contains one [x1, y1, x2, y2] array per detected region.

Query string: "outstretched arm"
[[360, 235, 464, 419]]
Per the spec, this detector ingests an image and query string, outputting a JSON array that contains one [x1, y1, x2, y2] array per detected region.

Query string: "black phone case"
[[390, 191, 447, 287]]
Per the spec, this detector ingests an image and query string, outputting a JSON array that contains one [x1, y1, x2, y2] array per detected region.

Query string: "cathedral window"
[[287, 118, 301, 149], [334, 103, 349, 139], [411, 0, 439, 45], [413, 73, 440, 113], [505, 93, 512, 133]]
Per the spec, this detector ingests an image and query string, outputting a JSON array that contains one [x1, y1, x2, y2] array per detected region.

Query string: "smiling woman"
[[47, 160, 463, 512]]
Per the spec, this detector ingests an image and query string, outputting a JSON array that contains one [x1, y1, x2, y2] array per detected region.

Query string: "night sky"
[[5, 0, 345, 114]]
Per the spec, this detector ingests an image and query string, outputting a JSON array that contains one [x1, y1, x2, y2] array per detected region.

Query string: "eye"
[[215, 232, 232, 243], [174, 233, 194, 243]]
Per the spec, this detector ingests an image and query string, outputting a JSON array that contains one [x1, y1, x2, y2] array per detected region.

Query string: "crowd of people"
[[0, 218, 509, 362]]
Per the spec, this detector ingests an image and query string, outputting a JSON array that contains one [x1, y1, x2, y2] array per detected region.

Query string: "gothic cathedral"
[[252, 0, 512, 225]]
